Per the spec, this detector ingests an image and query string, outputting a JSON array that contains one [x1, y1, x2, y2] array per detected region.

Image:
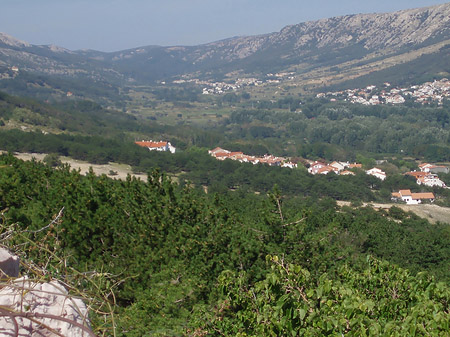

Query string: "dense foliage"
[[222, 100, 450, 161], [1, 155, 450, 335], [191, 256, 450, 336]]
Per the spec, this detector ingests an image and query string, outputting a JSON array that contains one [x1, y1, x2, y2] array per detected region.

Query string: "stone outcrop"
[[0, 248, 94, 337], [0, 248, 19, 279]]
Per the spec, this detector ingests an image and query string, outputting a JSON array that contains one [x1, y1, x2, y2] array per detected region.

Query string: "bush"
[[43, 153, 62, 167]]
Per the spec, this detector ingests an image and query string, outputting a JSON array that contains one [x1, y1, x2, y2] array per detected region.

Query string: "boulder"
[[0, 247, 19, 279], [0, 249, 94, 336]]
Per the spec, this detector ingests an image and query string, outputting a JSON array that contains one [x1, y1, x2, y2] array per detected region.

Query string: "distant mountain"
[[0, 3, 449, 98]]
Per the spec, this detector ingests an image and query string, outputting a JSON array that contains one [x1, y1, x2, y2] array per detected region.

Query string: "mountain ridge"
[[0, 2, 449, 98]]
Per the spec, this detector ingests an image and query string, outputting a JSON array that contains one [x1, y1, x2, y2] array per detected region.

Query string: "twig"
[[26, 207, 64, 234], [282, 217, 305, 227]]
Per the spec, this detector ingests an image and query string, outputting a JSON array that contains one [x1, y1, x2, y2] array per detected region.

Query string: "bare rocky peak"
[[46, 44, 73, 53], [0, 32, 31, 48], [197, 3, 450, 61], [278, 3, 450, 50]]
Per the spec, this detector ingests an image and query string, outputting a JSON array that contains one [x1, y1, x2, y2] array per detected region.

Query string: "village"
[[134, 140, 449, 205], [316, 78, 450, 106], [171, 73, 450, 107], [171, 72, 295, 95], [209, 147, 448, 204]]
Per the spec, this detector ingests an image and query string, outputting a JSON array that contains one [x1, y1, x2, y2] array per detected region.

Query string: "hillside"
[[106, 3, 450, 83], [0, 3, 449, 101], [2, 154, 450, 335], [1, 4, 450, 334]]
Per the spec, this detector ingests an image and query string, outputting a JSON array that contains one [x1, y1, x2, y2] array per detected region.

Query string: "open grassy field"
[[338, 200, 450, 225], [7, 151, 148, 181]]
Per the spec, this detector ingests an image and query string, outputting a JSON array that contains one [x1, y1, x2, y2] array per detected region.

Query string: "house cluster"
[[391, 190, 435, 205], [405, 163, 448, 188], [209, 147, 297, 168], [171, 77, 262, 95], [135, 140, 176, 153], [306, 160, 387, 180], [391, 163, 448, 204], [172, 72, 297, 96], [307, 161, 361, 176], [317, 78, 450, 106]]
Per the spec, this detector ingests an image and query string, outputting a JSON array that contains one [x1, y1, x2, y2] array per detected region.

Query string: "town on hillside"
[[208, 147, 297, 168], [210, 147, 450, 185], [316, 79, 450, 106], [133, 140, 449, 204], [170, 72, 296, 95], [209, 147, 388, 179]]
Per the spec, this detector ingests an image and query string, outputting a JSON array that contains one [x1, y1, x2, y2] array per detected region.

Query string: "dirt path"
[[7, 151, 148, 181], [337, 200, 450, 224]]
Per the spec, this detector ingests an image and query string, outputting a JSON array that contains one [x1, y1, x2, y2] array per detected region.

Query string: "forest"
[[1, 154, 450, 335], [1, 85, 450, 335]]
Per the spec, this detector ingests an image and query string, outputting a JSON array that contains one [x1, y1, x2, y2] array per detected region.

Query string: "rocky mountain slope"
[[0, 3, 449, 96]]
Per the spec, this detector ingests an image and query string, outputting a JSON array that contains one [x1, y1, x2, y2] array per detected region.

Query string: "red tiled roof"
[[214, 152, 231, 158], [412, 192, 435, 200], [399, 189, 412, 196], [135, 141, 167, 148], [340, 170, 355, 175], [209, 147, 228, 154], [406, 171, 427, 178]]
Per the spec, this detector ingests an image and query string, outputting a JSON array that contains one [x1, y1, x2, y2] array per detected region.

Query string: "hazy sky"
[[1, 0, 448, 52]]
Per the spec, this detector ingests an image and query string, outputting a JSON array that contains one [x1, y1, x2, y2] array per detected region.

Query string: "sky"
[[1, 0, 448, 52]]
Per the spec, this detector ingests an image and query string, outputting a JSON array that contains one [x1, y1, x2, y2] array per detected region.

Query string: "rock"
[[0, 248, 19, 279], [0, 278, 94, 337], [0, 249, 94, 336]]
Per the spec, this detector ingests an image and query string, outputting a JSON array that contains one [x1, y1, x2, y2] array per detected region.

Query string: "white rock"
[[0, 278, 93, 336]]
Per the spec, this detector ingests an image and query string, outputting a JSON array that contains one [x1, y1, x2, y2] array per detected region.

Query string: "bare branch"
[[26, 207, 65, 234]]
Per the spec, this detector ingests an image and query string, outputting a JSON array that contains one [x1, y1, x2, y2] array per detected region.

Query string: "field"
[[8, 151, 148, 181], [338, 200, 450, 225]]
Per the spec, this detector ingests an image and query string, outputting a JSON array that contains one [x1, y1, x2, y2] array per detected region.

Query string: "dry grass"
[[10, 152, 147, 181], [337, 200, 450, 224]]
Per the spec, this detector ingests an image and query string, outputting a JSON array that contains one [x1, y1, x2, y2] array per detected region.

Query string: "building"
[[419, 163, 449, 174], [329, 161, 346, 172], [366, 167, 386, 180], [348, 163, 362, 169], [135, 140, 176, 153], [209, 147, 291, 168], [406, 171, 446, 188], [282, 162, 298, 169], [308, 161, 328, 175], [391, 189, 435, 205]]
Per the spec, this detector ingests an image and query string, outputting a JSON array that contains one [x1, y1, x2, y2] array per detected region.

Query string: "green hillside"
[[2, 154, 450, 335]]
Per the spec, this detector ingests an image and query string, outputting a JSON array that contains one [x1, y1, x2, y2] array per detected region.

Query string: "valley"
[[1, 2, 450, 336]]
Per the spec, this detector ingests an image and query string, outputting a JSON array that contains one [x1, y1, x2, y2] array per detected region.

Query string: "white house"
[[308, 161, 327, 175], [406, 171, 446, 188], [366, 167, 386, 180], [135, 140, 176, 153], [417, 175, 446, 188], [282, 161, 298, 169], [419, 163, 449, 174], [329, 161, 346, 172], [391, 189, 435, 205]]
